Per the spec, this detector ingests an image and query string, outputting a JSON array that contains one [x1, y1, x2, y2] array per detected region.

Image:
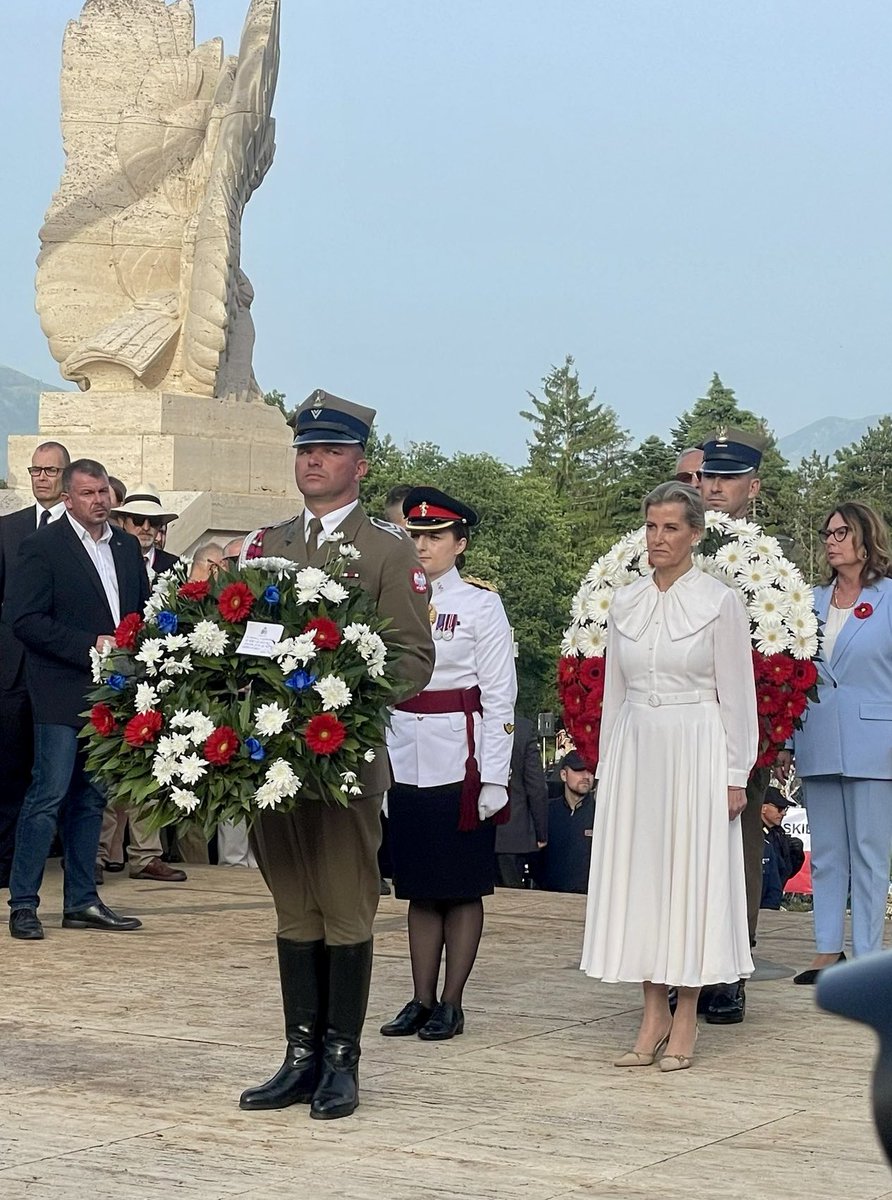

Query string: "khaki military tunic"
[[248, 504, 435, 944]]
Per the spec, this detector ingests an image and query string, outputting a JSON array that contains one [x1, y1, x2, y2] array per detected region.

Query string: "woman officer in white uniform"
[[380, 487, 518, 1041]]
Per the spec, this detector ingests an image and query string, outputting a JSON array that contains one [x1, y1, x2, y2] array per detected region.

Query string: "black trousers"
[[0, 683, 33, 885]]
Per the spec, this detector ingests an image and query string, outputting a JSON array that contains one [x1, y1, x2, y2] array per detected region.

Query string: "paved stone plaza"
[[0, 865, 889, 1199]]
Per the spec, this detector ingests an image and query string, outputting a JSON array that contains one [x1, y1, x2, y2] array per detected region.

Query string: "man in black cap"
[[532, 751, 596, 894], [237, 389, 434, 1121], [761, 788, 805, 910]]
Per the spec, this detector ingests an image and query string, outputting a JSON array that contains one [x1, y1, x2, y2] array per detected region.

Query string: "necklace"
[[832, 582, 858, 610]]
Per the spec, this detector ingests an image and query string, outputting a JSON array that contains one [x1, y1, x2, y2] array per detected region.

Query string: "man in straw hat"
[[111, 485, 180, 581]]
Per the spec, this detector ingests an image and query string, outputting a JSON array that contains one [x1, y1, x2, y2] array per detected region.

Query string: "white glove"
[[477, 783, 508, 821]]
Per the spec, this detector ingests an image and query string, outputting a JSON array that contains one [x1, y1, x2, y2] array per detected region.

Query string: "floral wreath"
[[82, 541, 403, 829], [557, 513, 821, 770]]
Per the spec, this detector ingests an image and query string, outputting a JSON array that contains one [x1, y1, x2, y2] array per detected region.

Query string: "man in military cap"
[[699, 425, 774, 1024], [238, 389, 435, 1121]]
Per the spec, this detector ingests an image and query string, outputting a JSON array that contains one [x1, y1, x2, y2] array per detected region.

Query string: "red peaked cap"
[[403, 486, 479, 532]]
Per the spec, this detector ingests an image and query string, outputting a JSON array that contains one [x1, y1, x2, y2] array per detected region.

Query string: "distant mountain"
[[777, 414, 886, 465], [0, 365, 61, 479]]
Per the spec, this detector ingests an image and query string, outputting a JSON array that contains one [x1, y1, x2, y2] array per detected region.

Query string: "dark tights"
[[407, 898, 484, 1008]]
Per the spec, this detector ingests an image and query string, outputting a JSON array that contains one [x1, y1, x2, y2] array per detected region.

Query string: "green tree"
[[612, 435, 676, 530], [834, 416, 892, 528], [787, 452, 838, 581]]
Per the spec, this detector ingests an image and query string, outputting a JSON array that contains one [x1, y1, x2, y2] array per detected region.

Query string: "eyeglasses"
[[819, 525, 850, 543], [674, 471, 701, 484], [126, 515, 164, 530], [28, 466, 61, 478]]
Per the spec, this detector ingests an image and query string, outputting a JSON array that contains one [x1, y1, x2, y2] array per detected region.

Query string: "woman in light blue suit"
[[793, 502, 892, 983]]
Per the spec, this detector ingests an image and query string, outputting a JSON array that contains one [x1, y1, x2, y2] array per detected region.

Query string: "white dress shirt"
[[35, 500, 66, 529], [303, 500, 359, 548], [66, 513, 121, 625]]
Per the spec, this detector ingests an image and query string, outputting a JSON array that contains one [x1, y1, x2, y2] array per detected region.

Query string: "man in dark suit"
[[6, 459, 148, 939], [0, 440, 71, 888], [495, 714, 548, 887]]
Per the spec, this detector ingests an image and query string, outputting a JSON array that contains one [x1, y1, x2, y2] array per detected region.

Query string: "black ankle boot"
[[310, 939, 373, 1121], [240, 937, 326, 1110]]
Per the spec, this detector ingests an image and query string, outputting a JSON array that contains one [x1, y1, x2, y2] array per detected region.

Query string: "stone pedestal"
[[6, 391, 301, 554]]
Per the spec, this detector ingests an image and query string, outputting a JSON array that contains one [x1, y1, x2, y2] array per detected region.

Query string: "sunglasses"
[[125, 515, 165, 530], [28, 466, 62, 478], [674, 471, 701, 485], [819, 525, 850, 543]]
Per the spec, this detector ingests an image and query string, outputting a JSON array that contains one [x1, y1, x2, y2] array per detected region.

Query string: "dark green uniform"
[[249, 503, 435, 944]]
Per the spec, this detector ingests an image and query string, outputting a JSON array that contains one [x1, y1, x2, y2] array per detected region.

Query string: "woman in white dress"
[[580, 481, 757, 1071]]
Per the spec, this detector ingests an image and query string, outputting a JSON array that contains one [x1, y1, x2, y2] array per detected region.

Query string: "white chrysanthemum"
[[343, 622, 372, 641], [136, 638, 165, 667], [279, 656, 298, 674], [163, 654, 193, 677], [320, 579, 349, 605], [314, 674, 352, 711], [134, 683, 160, 715], [271, 633, 317, 664], [255, 702, 290, 736], [89, 642, 114, 684], [356, 631, 387, 663], [560, 627, 582, 656], [170, 787, 200, 814], [265, 758, 301, 799], [186, 713, 216, 743], [157, 680, 175, 695], [338, 543, 361, 558], [163, 633, 189, 651], [255, 782, 283, 810], [151, 756, 178, 786], [735, 561, 778, 593], [341, 770, 358, 785], [247, 556, 298, 573], [293, 567, 328, 603], [363, 749, 376, 763], [176, 754, 208, 785], [321, 530, 345, 543], [158, 732, 192, 758], [576, 625, 607, 656], [748, 590, 791, 623], [792, 631, 820, 659], [189, 620, 229, 656]]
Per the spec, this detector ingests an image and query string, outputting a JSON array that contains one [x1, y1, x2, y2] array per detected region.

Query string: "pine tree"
[[834, 416, 892, 527]]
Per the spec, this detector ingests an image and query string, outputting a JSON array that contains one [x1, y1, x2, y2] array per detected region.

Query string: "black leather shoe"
[[794, 952, 846, 985], [61, 901, 142, 931], [418, 1001, 464, 1041], [704, 981, 746, 1024], [103, 861, 126, 873], [9, 908, 44, 940], [380, 999, 433, 1037]]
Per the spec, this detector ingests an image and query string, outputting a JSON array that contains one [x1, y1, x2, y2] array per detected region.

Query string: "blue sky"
[[2, 1, 890, 464]]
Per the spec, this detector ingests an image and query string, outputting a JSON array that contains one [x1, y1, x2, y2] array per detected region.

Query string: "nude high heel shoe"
[[614, 1028, 671, 1067], [659, 1026, 699, 1072]]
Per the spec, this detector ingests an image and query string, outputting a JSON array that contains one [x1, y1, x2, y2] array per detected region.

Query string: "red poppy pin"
[[854, 602, 873, 620]]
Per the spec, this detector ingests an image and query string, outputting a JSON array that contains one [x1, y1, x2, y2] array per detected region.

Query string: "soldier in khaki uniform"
[[239, 390, 434, 1121]]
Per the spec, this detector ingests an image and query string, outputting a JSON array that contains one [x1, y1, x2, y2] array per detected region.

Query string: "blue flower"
[[263, 586, 281, 605], [245, 737, 266, 761], [107, 674, 127, 691], [285, 669, 317, 692], [157, 610, 178, 634]]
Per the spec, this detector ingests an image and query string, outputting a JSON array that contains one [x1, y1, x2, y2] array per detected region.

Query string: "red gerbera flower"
[[557, 657, 578, 687], [769, 715, 795, 744], [756, 685, 783, 717], [217, 582, 255, 623], [178, 580, 210, 601], [304, 617, 342, 650], [752, 650, 772, 682], [764, 654, 794, 685], [578, 657, 606, 690], [203, 726, 240, 765], [791, 660, 818, 691], [90, 703, 117, 737], [784, 691, 809, 720], [114, 612, 145, 650], [563, 683, 586, 717], [123, 710, 163, 747], [305, 713, 347, 755]]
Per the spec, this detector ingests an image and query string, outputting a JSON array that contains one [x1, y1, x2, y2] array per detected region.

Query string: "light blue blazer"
[[794, 576, 892, 779]]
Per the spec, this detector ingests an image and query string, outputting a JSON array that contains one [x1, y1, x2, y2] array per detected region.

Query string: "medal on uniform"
[[429, 604, 437, 625], [433, 613, 458, 641]]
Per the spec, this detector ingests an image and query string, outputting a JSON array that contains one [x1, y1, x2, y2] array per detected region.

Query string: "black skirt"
[[388, 781, 496, 901]]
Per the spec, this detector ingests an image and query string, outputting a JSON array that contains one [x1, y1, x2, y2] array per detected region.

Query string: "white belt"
[[626, 689, 718, 708]]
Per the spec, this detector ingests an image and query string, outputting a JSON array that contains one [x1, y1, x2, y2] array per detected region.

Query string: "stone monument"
[[7, 0, 297, 548]]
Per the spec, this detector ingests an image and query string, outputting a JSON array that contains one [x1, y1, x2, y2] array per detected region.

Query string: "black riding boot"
[[310, 939, 373, 1121], [239, 937, 327, 1110]]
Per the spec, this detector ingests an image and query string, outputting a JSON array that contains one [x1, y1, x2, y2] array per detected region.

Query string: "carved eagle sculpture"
[[35, 0, 279, 400]]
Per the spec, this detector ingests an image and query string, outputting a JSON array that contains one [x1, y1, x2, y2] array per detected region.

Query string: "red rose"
[[854, 603, 873, 620], [217, 582, 255, 623], [304, 617, 342, 650], [756, 685, 783, 716], [563, 683, 586, 717], [557, 657, 578, 687], [578, 657, 606, 690], [203, 726, 240, 765], [791, 660, 818, 691], [764, 654, 794, 685], [90, 703, 117, 737], [305, 713, 347, 755], [114, 612, 145, 650], [123, 710, 163, 748], [784, 691, 809, 720], [178, 580, 210, 601]]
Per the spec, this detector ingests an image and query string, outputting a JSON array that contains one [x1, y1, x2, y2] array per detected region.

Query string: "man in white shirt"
[[0, 441, 70, 889]]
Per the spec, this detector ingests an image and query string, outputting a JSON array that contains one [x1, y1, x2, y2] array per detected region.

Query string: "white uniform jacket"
[[387, 566, 518, 789]]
